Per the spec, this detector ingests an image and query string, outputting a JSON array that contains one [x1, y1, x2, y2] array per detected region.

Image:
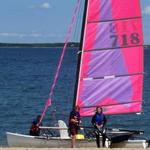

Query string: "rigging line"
[[71, 0, 83, 42], [39, 0, 81, 124], [74, 0, 84, 42], [73, 0, 89, 108], [72, 0, 81, 41], [78, 1, 85, 42]]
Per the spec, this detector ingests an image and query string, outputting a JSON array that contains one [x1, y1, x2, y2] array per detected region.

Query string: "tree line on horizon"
[[0, 42, 80, 48]]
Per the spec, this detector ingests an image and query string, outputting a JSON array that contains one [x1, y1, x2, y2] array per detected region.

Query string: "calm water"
[[0, 48, 150, 146]]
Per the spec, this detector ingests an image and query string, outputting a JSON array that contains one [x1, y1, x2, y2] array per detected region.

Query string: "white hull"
[[6, 132, 149, 148], [6, 132, 96, 148]]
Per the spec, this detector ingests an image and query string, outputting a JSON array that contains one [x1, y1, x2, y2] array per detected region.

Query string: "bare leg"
[[71, 135, 76, 148]]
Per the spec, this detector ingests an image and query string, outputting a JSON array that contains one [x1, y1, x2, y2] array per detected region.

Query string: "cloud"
[[29, 33, 42, 37], [143, 6, 150, 15], [0, 32, 65, 39], [40, 2, 51, 9], [0, 32, 24, 37], [29, 2, 51, 9]]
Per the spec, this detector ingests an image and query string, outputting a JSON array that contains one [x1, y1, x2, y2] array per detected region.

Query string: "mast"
[[73, 0, 88, 108]]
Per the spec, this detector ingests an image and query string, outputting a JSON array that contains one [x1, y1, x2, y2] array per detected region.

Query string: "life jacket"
[[92, 112, 106, 126], [95, 113, 104, 125], [29, 120, 40, 136]]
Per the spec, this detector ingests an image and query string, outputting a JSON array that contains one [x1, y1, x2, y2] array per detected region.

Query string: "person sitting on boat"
[[69, 105, 81, 148], [91, 107, 107, 147], [29, 115, 42, 136]]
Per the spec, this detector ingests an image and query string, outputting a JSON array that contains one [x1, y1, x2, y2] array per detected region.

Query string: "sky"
[[0, 0, 150, 44]]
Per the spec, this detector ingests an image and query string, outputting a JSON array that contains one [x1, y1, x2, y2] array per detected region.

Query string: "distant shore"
[[144, 45, 150, 48], [0, 43, 149, 48], [0, 42, 79, 48]]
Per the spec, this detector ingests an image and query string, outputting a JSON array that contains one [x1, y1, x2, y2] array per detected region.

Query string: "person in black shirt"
[[69, 106, 81, 148], [29, 115, 42, 136]]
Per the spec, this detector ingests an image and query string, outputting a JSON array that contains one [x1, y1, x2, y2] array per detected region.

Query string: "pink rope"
[[39, 0, 80, 124]]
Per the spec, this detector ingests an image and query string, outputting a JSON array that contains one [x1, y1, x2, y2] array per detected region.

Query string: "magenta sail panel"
[[87, 0, 141, 22], [75, 0, 144, 116], [80, 102, 142, 116], [77, 75, 143, 116], [84, 19, 143, 50], [80, 47, 143, 78], [78, 75, 142, 106]]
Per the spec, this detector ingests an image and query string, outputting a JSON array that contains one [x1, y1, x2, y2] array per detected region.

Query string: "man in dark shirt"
[[29, 115, 42, 136], [91, 107, 107, 147], [69, 106, 81, 148]]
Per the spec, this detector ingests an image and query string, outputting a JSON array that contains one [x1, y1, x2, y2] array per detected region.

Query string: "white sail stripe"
[[82, 75, 116, 80], [83, 78, 93, 81], [104, 75, 115, 79]]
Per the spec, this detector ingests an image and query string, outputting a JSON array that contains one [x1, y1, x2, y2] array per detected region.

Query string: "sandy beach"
[[1, 148, 150, 150]]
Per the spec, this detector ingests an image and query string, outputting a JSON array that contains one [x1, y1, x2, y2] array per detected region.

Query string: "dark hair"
[[96, 106, 102, 112], [74, 105, 80, 111], [37, 115, 41, 120]]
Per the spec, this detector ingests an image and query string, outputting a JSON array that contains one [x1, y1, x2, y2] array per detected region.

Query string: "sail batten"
[[75, 0, 144, 116], [82, 73, 144, 80], [83, 45, 143, 51], [80, 100, 143, 109], [88, 17, 142, 24], [80, 101, 142, 116]]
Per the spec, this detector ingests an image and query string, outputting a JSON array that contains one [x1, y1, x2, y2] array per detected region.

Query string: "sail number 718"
[[110, 32, 140, 48]]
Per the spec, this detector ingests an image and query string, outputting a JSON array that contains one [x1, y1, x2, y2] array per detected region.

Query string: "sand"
[[1, 148, 150, 150]]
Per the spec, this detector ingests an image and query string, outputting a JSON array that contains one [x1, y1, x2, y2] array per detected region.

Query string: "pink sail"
[[75, 0, 144, 116]]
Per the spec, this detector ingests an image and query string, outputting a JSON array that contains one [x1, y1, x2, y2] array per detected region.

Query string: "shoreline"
[[0, 46, 149, 49], [0, 42, 79, 49], [0, 46, 78, 49]]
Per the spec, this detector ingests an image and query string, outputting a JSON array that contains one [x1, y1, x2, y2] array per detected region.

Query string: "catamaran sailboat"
[[6, 120, 149, 148], [6, 0, 149, 148]]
